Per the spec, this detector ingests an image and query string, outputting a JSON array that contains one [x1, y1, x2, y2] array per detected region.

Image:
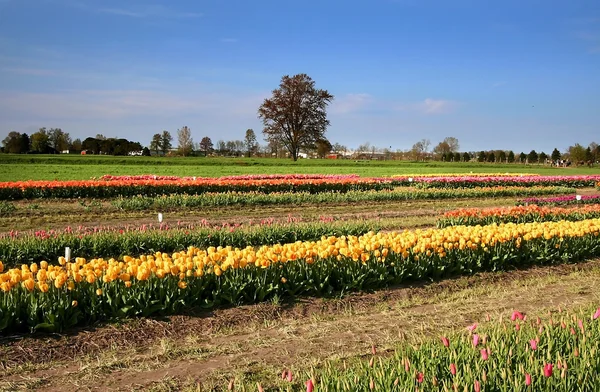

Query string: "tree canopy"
[[258, 74, 334, 161]]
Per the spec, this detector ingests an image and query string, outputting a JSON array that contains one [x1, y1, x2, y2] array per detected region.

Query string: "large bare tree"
[[258, 74, 334, 161], [244, 129, 258, 157], [177, 126, 194, 156]]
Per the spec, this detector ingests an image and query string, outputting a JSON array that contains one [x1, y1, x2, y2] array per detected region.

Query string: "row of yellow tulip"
[[1, 219, 600, 332]]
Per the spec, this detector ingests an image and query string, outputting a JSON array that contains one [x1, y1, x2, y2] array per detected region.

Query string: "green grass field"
[[1, 154, 597, 181]]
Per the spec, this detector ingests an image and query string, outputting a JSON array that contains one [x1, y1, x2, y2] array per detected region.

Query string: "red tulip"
[[416, 372, 424, 383], [480, 348, 488, 360], [306, 379, 314, 392], [450, 363, 457, 375], [529, 339, 537, 350], [474, 380, 481, 392], [441, 336, 450, 347], [525, 373, 532, 386], [543, 363, 553, 378]]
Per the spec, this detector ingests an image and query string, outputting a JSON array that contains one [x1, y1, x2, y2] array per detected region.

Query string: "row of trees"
[[1, 129, 145, 156], [406, 138, 600, 164], [2, 128, 73, 154], [147, 128, 258, 157]]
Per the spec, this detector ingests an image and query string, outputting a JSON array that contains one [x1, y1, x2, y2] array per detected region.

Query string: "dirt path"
[[2, 260, 600, 392]]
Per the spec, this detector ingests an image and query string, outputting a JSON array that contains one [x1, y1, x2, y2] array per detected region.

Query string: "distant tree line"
[[1, 128, 146, 156]]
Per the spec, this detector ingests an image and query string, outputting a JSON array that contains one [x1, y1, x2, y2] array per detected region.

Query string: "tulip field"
[[2, 158, 600, 391]]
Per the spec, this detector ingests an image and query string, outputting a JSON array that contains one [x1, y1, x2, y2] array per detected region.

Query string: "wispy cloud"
[[0, 89, 263, 121], [1, 67, 58, 76], [571, 18, 600, 54], [330, 93, 372, 114], [98, 5, 202, 19], [565, 17, 600, 26], [396, 98, 460, 115]]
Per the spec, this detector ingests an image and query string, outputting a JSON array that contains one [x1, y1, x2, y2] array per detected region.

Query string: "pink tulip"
[[474, 380, 481, 392], [511, 310, 524, 321], [578, 319, 585, 333], [450, 363, 457, 375], [529, 339, 537, 350], [371, 344, 377, 355], [306, 379, 314, 392], [515, 323, 520, 331], [473, 334, 480, 347], [593, 308, 600, 320], [257, 383, 264, 392], [441, 337, 450, 347], [480, 348, 488, 360], [543, 363, 553, 378], [287, 371, 293, 382], [525, 373, 532, 386], [467, 323, 477, 332], [416, 372, 424, 383]]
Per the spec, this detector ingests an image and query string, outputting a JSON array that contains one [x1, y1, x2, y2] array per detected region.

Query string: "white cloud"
[[396, 98, 460, 115], [330, 93, 372, 114]]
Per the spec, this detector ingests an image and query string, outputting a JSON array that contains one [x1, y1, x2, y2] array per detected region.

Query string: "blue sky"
[[0, 0, 599, 153]]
